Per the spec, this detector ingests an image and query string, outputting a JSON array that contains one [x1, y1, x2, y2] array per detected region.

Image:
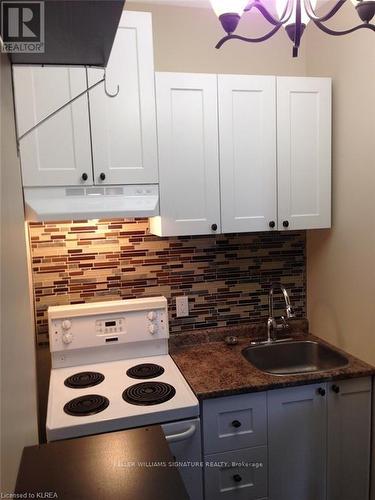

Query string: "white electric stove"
[[46, 297, 202, 500]]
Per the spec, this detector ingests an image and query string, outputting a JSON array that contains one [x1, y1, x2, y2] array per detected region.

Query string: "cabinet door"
[[327, 377, 371, 500], [218, 75, 277, 233], [268, 383, 327, 500], [277, 77, 331, 230], [12, 66, 92, 187], [149, 72, 221, 236], [87, 11, 158, 185]]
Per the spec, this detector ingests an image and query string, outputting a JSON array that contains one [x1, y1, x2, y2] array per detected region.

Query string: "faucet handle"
[[278, 316, 290, 330], [286, 305, 295, 319]]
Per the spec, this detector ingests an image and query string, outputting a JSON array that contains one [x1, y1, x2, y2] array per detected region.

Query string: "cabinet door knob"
[[211, 223, 218, 231], [233, 474, 242, 483], [81, 173, 88, 181], [231, 420, 242, 428], [283, 220, 289, 228], [332, 384, 340, 394], [99, 172, 106, 181], [269, 221, 275, 229], [317, 387, 326, 396]]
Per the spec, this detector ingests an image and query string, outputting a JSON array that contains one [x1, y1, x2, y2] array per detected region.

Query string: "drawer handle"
[[317, 387, 326, 396], [233, 474, 242, 483], [231, 420, 242, 428], [332, 384, 340, 394]]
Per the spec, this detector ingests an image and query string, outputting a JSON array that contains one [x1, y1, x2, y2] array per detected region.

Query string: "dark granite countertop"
[[171, 328, 375, 399]]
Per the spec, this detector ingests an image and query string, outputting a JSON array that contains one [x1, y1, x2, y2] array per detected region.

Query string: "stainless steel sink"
[[242, 340, 349, 375]]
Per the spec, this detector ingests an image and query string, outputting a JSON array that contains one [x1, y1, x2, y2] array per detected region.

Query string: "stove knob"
[[62, 332, 73, 344], [147, 311, 157, 321], [149, 324, 158, 335], [62, 319, 72, 330]]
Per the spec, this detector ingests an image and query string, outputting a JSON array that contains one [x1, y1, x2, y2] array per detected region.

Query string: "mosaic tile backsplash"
[[29, 219, 306, 346]]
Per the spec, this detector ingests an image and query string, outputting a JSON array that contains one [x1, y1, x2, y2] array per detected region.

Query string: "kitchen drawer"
[[204, 446, 267, 500], [202, 392, 267, 454]]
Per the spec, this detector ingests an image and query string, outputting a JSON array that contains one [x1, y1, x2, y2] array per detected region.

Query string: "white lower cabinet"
[[268, 383, 327, 500], [202, 377, 371, 500], [327, 377, 372, 500], [268, 377, 371, 500], [204, 447, 268, 500], [202, 392, 268, 500], [203, 392, 267, 454]]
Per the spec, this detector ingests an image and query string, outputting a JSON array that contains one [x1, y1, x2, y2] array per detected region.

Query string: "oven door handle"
[[165, 424, 196, 443]]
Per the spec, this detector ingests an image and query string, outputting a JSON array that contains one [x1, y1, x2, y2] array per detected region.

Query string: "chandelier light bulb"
[[276, 0, 318, 26], [210, 0, 249, 18]]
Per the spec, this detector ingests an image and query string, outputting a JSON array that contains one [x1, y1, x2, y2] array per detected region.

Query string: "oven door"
[[162, 418, 203, 500]]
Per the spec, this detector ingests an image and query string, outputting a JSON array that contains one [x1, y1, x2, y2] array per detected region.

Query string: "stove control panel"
[[48, 297, 169, 355], [95, 317, 125, 335]]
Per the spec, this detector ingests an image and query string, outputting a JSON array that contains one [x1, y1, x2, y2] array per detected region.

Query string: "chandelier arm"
[[293, 0, 302, 51], [251, 1, 294, 26], [215, 25, 282, 49], [304, 0, 347, 22], [313, 18, 375, 35]]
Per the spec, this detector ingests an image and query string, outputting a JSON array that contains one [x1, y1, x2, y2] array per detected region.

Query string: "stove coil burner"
[[63, 395, 109, 416], [126, 363, 165, 380], [64, 371, 105, 389], [122, 382, 176, 406]]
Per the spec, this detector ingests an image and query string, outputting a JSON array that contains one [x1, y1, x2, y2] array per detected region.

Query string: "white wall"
[[0, 53, 39, 492], [305, 2, 375, 365]]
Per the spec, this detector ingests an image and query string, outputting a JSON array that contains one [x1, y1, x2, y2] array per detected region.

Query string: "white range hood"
[[24, 185, 159, 221]]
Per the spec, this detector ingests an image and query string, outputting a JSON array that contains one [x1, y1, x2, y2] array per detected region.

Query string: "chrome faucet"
[[267, 283, 295, 342]]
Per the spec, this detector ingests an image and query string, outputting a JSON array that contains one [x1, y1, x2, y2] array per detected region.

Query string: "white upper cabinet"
[[149, 72, 221, 237], [13, 66, 93, 187], [151, 73, 331, 236], [277, 77, 332, 230], [218, 75, 277, 233], [87, 11, 158, 185]]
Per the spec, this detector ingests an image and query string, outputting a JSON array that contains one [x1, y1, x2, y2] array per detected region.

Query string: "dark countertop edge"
[[172, 333, 375, 400], [193, 368, 375, 400]]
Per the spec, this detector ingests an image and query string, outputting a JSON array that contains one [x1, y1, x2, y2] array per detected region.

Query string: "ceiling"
[[127, 0, 211, 7], [127, 0, 334, 9]]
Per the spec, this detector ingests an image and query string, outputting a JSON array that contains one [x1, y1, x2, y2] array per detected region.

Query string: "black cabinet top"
[[2, 0, 125, 66], [15, 426, 189, 500]]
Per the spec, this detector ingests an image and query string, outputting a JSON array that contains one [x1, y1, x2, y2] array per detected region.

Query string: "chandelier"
[[210, 0, 375, 56]]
